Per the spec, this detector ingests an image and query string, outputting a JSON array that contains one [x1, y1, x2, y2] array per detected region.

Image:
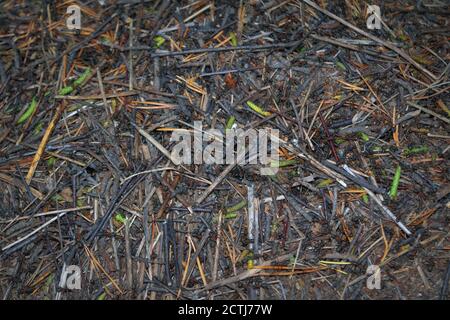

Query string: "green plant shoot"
[[17, 97, 38, 124], [226, 200, 247, 214], [246, 101, 271, 117], [389, 165, 401, 199], [226, 115, 236, 129], [73, 68, 92, 87]]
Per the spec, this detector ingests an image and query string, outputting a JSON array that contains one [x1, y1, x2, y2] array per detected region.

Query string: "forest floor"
[[0, 0, 449, 300]]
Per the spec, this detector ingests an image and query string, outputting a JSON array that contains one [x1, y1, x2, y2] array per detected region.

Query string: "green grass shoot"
[[389, 165, 401, 199], [153, 35, 166, 48], [403, 146, 429, 156], [17, 97, 38, 124], [317, 178, 333, 188], [58, 86, 74, 95], [114, 212, 127, 224], [224, 213, 237, 219], [226, 115, 236, 129], [246, 101, 271, 117], [229, 32, 238, 47], [73, 68, 92, 87], [226, 200, 247, 214], [270, 159, 297, 168], [358, 132, 370, 142]]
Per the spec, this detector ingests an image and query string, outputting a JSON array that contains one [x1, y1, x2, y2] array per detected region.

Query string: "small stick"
[[247, 184, 257, 299], [0, 207, 90, 228], [364, 187, 411, 236], [407, 101, 450, 124], [25, 103, 65, 183], [318, 111, 340, 163], [212, 211, 223, 282], [195, 163, 236, 205], [55, 91, 139, 100], [439, 261, 450, 300], [183, 230, 211, 287], [200, 253, 294, 292], [324, 161, 385, 194], [124, 41, 302, 56], [1, 208, 78, 252], [134, 125, 181, 163], [278, 138, 348, 187], [96, 68, 112, 117], [247, 184, 255, 248], [124, 218, 133, 290], [109, 219, 120, 272], [128, 18, 134, 91]]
